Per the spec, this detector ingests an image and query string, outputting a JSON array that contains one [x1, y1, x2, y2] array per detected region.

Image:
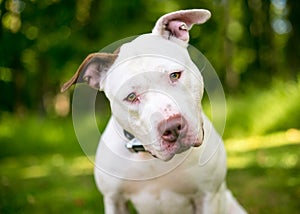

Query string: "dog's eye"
[[125, 92, 138, 103], [169, 72, 182, 82]]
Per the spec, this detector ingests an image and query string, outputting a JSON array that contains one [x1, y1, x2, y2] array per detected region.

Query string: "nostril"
[[163, 130, 172, 137], [159, 115, 188, 143], [162, 129, 178, 143], [161, 123, 186, 143], [177, 124, 182, 131]]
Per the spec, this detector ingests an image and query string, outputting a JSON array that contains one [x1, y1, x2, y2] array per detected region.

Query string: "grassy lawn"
[[0, 115, 299, 213], [1, 79, 300, 213], [0, 116, 103, 213], [226, 130, 300, 213]]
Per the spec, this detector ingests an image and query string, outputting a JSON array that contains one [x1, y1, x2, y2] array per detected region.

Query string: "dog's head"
[[62, 9, 211, 161]]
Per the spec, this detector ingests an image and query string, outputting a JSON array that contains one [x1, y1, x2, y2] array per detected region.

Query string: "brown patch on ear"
[[113, 47, 121, 55], [61, 53, 118, 92]]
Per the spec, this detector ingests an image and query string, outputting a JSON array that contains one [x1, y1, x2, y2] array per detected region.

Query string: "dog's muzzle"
[[158, 115, 187, 143]]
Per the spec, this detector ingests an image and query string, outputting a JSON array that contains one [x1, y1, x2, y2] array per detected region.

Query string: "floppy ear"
[[61, 53, 118, 92], [152, 9, 211, 45]]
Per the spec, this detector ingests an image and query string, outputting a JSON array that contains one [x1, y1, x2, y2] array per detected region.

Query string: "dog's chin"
[[150, 144, 191, 162], [154, 152, 176, 161], [145, 136, 203, 161], [193, 138, 203, 147]]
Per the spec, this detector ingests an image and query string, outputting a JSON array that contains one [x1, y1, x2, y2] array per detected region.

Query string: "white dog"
[[62, 9, 247, 214]]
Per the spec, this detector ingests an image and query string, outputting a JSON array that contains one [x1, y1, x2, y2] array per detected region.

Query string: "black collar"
[[123, 130, 146, 153]]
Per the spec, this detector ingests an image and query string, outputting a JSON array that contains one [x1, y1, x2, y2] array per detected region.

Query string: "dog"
[[61, 9, 247, 214]]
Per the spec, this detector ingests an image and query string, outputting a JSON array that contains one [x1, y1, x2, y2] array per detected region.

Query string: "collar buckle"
[[126, 138, 146, 153], [123, 130, 146, 153]]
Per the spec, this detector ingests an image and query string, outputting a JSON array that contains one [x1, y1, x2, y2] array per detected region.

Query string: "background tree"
[[0, 0, 299, 116], [286, 0, 300, 78]]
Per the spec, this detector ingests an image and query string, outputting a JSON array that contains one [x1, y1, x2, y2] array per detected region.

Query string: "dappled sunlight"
[[54, 94, 70, 117], [3, 129, 299, 179], [225, 78, 300, 137], [1, 154, 94, 180], [1, 155, 102, 213], [21, 165, 50, 179], [226, 129, 300, 169], [226, 128, 300, 152], [67, 156, 95, 177]]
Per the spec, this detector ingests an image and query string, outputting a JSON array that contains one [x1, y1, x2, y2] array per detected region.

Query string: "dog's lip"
[[147, 149, 173, 161], [150, 153, 158, 159], [161, 140, 180, 151], [144, 130, 203, 160], [193, 128, 204, 147], [154, 151, 176, 161], [193, 140, 202, 147]]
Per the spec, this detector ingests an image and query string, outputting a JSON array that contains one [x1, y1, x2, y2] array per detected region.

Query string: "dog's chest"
[[115, 150, 203, 211], [122, 165, 201, 214], [129, 190, 197, 214]]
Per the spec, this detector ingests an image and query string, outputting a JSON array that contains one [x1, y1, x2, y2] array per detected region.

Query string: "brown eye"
[[169, 72, 181, 82], [125, 92, 137, 103]]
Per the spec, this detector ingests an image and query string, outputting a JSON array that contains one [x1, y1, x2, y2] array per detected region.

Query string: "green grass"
[[1, 158, 102, 213], [1, 78, 300, 213], [1, 115, 299, 213], [226, 130, 300, 213], [0, 115, 104, 213]]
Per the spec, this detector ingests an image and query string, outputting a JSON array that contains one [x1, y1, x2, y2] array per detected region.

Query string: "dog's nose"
[[159, 115, 187, 143]]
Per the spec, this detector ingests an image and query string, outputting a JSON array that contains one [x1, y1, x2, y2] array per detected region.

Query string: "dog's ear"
[[152, 9, 211, 45], [61, 53, 118, 92]]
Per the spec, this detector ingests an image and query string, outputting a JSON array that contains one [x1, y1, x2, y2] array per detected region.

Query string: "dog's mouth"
[[145, 134, 203, 161], [137, 115, 204, 161], [124, 128, 201, 160], [124, 114, 204, 161]]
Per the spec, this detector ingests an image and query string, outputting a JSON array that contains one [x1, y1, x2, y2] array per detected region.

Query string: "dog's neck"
[[111, 118, 148, 153], [123, 129, 147, 153]]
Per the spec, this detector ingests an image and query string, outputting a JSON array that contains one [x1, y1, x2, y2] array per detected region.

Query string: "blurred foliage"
[[0, 0, 300, 118], [223, 77, 300, 137]]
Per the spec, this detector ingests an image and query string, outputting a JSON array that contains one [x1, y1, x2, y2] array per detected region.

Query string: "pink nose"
[[158, 115, 187, 143]]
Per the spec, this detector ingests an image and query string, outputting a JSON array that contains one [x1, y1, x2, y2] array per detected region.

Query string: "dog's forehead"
[[115, 34, 191, 64], [104, 34, 192, 96]]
